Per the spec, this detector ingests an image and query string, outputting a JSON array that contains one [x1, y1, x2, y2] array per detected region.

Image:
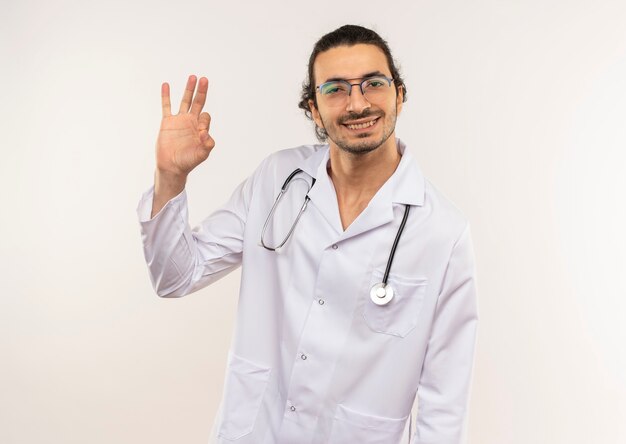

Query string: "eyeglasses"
[[316, 76, 395, 106]]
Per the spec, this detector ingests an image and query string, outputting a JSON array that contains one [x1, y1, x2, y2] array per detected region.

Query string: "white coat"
[[137, 139, 478, 444]]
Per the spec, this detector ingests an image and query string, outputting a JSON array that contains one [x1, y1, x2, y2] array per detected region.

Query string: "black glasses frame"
[[316, 76, 394, 97]]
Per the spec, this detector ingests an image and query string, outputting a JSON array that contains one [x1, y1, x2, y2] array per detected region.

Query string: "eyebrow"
[[322, 71, 388, 83]]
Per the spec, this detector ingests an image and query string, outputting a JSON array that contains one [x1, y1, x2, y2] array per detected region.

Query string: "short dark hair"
[[298, 24, 407, 141]]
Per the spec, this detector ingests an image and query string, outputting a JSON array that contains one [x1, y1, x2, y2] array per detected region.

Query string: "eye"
[[320, 82, 348, 95], [364, 78, 387, 89]]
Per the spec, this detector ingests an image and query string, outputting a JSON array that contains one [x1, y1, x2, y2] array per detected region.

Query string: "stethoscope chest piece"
[[370, 282, 394, 306]]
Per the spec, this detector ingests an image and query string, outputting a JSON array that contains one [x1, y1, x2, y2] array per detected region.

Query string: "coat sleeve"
[[136, 162, 265, 298], [413, 222, 478, 444]]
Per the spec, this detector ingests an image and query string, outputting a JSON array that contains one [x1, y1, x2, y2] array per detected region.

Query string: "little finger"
[[190, 77, 209, 116]]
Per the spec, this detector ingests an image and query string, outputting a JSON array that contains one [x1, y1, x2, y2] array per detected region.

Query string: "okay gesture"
[[156, 75, 215, 177]]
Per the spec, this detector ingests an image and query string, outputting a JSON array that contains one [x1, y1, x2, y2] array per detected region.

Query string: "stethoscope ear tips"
[[370, 282, 394, 306]]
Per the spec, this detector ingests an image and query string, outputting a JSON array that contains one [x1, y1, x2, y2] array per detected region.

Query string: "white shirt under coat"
[[137, 139, 478, 444]]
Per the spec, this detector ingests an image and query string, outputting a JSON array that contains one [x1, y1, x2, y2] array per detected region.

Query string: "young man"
[[138, 25, 478, 444]]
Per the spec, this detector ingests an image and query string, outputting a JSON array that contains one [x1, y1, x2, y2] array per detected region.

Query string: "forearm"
[[413, 317, 477, 444], [138, 172, 252, 297], [139, 187, 198, 297], [413, 223, 478, 443]]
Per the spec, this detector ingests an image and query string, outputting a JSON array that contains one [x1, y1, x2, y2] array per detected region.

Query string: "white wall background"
[[2, 0, 626, 443]]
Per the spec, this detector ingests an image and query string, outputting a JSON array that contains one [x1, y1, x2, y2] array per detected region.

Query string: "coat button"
[[318, 299, 325, 305], [301, 353, 307, 360], [290, 405, 296, 412], [332, 244, 338, 249]]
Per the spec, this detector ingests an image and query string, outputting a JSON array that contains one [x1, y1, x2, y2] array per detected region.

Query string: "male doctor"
[[138, 25, 478, 444]]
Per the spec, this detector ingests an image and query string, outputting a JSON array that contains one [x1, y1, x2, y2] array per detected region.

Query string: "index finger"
[[161, 82, 171, 117], [190, 77, 209, 117]]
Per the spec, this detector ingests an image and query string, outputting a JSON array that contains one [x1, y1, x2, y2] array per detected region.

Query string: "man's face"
[[309, 44, 403, 156]]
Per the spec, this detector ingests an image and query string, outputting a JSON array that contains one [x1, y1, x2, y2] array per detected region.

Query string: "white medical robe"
[[137, 139, 478, 444]]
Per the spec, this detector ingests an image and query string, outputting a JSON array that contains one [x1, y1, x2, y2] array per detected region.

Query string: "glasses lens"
[[362, 77, 392, 95], [319, 81, 349, 96]]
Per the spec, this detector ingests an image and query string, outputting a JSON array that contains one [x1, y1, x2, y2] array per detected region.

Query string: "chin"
[[333, 130, 394, 156], [335, 138, 382, 155]]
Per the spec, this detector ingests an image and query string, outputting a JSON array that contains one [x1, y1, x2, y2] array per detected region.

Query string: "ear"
[[395, 84, 404, 115], [309, 99, 323, 128]]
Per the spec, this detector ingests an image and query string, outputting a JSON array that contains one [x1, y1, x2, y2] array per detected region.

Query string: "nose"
[[346, 84, 371, 113]]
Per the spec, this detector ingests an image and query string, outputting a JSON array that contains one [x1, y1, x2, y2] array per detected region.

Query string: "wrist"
[[155, 169, 187, 193], [151, 169, 188, 218]]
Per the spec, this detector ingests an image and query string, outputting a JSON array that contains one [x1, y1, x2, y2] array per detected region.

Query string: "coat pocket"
[[328, 404, 408, 444], [217, 353, 271, 441], [363, 270, 428, 337]]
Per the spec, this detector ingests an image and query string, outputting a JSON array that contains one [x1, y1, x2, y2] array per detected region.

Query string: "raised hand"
[[151, 75, 215, 217], [156, 75, 215, 176]]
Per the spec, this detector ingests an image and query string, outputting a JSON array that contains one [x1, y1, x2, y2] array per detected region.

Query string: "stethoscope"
[[260, 168, 410, 306]]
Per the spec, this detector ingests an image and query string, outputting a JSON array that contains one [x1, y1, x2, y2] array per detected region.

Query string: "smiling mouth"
[[343, 118, 379, 130]]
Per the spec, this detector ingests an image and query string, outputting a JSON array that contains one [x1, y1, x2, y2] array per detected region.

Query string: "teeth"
[[346, 119, 376, 130]]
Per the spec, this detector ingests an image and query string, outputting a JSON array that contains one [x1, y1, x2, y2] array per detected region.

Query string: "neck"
[[328, 136, 401, 197], [327, 136, 401, 229]]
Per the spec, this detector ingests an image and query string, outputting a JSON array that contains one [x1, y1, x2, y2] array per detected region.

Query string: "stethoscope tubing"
[[260, 169, 316, 251], [382, 204, 410, 285]]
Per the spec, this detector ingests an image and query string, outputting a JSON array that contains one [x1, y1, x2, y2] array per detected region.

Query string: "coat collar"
[[296, 138, 425, 239]]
